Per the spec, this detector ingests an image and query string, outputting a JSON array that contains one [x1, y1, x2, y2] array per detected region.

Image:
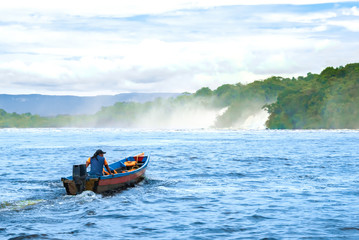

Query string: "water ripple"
[[0, 129, 359, 239]]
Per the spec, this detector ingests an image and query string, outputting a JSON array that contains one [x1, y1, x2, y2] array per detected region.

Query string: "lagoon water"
[[0, 129, 359, 239]]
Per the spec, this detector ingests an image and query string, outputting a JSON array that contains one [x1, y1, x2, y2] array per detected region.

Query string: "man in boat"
[[86, 149, 114, 177]]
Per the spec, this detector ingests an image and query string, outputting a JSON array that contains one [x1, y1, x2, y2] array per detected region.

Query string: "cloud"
[[1, 1, 355, 16], [328, 20, 359, 31], [0, 1, 358, 95], [342, 6, 359, 16]]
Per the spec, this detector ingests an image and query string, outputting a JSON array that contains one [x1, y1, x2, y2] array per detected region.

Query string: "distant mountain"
[[0, 93, 180, 116]]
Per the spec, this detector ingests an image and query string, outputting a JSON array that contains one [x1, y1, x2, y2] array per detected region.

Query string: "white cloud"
[[261, 11, 338, 24], [0, 1, 358, 95], [1, 0, 355, 17], [329, 20, 359, 31], [342, 6, 359, 16]]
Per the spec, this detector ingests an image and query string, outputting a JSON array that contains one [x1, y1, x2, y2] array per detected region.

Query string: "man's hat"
[[95, 149, 106, 155]]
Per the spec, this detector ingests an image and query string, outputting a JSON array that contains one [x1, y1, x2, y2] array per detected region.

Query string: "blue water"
[[0, 129, 359, 239]]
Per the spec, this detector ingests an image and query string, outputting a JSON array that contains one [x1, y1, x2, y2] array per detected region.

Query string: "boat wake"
[[0, 199, 45, 212]]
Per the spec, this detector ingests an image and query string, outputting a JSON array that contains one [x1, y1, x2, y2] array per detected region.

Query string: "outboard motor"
[[73, 164, 88, 194]]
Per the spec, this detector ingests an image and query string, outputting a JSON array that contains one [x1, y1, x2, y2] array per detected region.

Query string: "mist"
[[233, 109, 269, 130], [64, 94, 273, 130], [132, 104, 226, 129]]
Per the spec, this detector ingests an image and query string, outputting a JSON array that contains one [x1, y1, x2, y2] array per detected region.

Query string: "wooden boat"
[[61, 153, 150, 195]]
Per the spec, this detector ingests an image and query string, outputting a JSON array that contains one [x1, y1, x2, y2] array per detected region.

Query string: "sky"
[[0, 0, 358, 96]]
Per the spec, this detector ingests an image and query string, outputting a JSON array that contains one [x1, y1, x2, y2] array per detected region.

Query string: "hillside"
[[265, 63, 359, 129], [0, 63, 358, 129]]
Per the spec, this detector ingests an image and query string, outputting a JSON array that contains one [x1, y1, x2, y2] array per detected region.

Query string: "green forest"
[[1, 63, 358, 129]]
